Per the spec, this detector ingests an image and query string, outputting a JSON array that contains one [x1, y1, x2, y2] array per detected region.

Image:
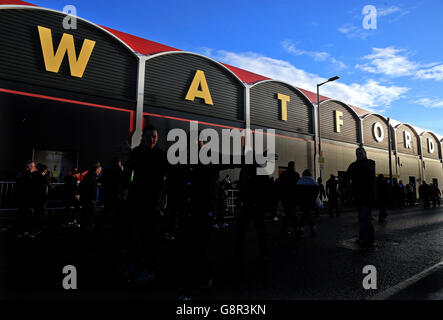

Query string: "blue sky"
[[33, 0, 443, 136]]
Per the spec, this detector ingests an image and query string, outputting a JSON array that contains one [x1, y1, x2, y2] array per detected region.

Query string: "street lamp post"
[[315, 76, 340, 180]]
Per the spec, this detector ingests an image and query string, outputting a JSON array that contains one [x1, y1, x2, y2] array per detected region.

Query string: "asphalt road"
[[1, 204, 443, 300]]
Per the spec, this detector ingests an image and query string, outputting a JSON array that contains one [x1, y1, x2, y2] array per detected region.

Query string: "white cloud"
[[356, 47, 419, 77], [377, 6, 401, 17], [357, 46, 443, 81], [414, 98, 443, 108], [338, 24, 370, 39], [377, 5, 410, 20], [282, 40, 347, 70], [210, 50, 409, 113], [415, 64, 443, 81]]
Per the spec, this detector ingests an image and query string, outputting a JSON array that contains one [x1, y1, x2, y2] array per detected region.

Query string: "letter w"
[[38, 26, 96, 78]]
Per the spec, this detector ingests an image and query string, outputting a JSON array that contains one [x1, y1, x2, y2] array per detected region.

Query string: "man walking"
[[346, 146, 376, 248], [326, 174, 340, 218], [279, 161, 300, 237], [123, 125, 168, 284], [376, 174, 390, 223], [15, 160, 36, 238]]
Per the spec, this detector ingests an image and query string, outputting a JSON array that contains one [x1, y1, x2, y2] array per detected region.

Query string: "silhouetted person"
[[317, 178, 326, 202], [79, 164, 102, 234], [64, 167, 80, 226], [338, 177, 349, 206], [168, 154, 219, 299], [315, 177, 326, 217], [398, 180, 406, 208], [269, 177, 280, 221], [169, 136, 245, 299], [431, 183, 441, 207], [15, 160, 36, 237], [297, 169, 319, 237], [326, 174, 340, 218], [279, 161, 301, 237], [419, 181, 431, 209], [346, 146, 376, 248], [30, 163, 49, 237], [102, 157, 125, 221], [392, 179, 402, 209], [376, 174, 389, 224], [235, 164, 271, 261], [405, 183, 415, 207], [123, 125, 168, 284]]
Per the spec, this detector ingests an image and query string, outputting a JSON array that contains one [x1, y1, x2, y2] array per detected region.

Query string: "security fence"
[[0, 181, 104, 210]]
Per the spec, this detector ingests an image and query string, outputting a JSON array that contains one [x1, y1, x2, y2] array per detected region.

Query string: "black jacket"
[[239, 165, 272, 209], [31, 171, 49, 206], [376, 178, 390, 204], [79, 171, 98, 202], [64, 174, 79, 200], [296, 176, 319, 211], [167, 164, 219, 217], [15, 169, 33, 208], [326, 178, 339, 199], [103, 164, 125, 201], [124, 144, 168, 207], [346, 158, 376, 205], [279, 169, 300, 202]]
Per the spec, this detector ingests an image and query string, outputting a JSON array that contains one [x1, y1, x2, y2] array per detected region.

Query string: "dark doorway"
[[33, 149, 78, 182]]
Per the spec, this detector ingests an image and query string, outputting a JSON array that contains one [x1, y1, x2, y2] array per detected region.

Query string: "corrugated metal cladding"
[[144, 53, 244, 122], [395, 125, 419, 155], [362, 114, 389, 150], [0, 9, 138, 106], [421, 133, 441, 160], [319, 100, 359, 144], [250, 81, 313, 134]]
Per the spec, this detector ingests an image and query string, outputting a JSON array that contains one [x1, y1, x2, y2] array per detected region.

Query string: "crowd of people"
[[13, 125, 443, 300]]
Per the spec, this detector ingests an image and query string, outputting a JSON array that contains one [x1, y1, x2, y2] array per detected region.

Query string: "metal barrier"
[[224, 189, 239, 217], [0, 181, 16, 209], [0, 181, 104, 210]]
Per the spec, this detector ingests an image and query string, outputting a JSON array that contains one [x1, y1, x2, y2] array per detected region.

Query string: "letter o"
[[373, 122, 384, 142]]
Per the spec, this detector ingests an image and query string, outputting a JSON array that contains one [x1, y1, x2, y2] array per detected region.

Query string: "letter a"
[[62, 265, 77, 290], [185, 70, 214, 105], [38, 26, 95, 78], [362, 265, 377, 290], [362, 5, 377, 30]]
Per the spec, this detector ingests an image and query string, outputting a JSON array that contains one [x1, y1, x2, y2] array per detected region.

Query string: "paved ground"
[[1, 204, 443, 301]]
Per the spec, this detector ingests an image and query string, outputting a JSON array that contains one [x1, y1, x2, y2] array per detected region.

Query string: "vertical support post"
[[131, 55, 147, 149], [388, 118, 393, 186]]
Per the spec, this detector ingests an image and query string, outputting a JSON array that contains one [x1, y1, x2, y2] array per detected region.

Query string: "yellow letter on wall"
[[334, 110, 344, 133], [277, 93, 290, 121], [185, 70, 214, 105], [38, 26, 96, 78]]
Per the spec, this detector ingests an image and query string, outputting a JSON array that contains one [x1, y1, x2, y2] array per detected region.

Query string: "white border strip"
[[370, 260, 443, 300]]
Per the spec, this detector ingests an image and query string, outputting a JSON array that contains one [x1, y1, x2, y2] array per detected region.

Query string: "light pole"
[[316, 76, 339, 180], [387, 117, 393, 186]]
